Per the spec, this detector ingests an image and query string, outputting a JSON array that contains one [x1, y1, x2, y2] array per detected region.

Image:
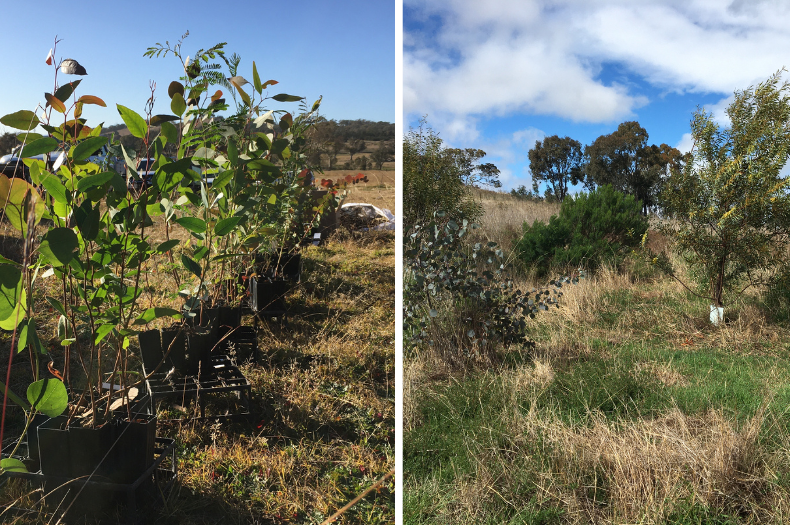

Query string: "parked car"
[[0, 144, 109, 180], [124, 158, 158, 189]]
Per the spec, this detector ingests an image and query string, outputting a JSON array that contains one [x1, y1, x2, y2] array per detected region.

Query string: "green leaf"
[[160, 121, 178, 145], [46, 296, 68, 317], [133, 307, 182, 325], [214, 216, 242, 236], [54, 80, 81, 102], [17, 318, 27, 351], [1, 458, 27, 473], [45, 93, 66, 113], [237, 85, 251, 107], [0, 300, 25, 330], [94, 323, 115, 345], [150, 114, 180, 126], [227, 140, 238, 165], [167, 81, 185, 99], [72, 136, 108, 161], [0, 265, 23, 324], [27, 378, 68, 417], [116, 104, 147, 139], [272, 94, 303, 103], [39, 228, 79, 267], [76, 171, 114, 192], [0, 177, 44, 236], [15, 132, 43, 144], [0, 381, 30, 410], [175, 216, 207, 234], [171, 92, 186, 117], [156, 239, 180, 253], [39, 172, 69, 206], [26, 318, 45, 355], [267, 194, 276, 205], [76, 94, 105, 106], [73, 201, 100, 240], [181, 254, 202, 278], [211, 169, 233, 190], [1, 110, 40, 130], [252, 61, 262, 95], [18, 137, 58, 158]]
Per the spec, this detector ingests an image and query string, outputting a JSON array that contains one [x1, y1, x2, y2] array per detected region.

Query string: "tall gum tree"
[[528, 135, 583, 202]]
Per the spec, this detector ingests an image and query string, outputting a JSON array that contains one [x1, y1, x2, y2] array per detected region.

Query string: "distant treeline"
[[0, 118, 395, 171], [315, 119, 394, 141], [99, 118, 395, 142]]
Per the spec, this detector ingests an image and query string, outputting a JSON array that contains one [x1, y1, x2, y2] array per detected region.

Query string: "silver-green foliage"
[[404, 211, 575, 362]]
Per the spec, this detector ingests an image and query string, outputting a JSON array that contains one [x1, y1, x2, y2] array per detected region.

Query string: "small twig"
[[319, 469, 394, 525]]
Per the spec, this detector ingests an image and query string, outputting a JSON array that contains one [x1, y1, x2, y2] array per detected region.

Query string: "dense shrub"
[[515, 185, 647, 276], [404, 211, 572, 368]]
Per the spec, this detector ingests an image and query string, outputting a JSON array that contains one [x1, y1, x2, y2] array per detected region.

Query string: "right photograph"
[[402, 2, 790, 523]]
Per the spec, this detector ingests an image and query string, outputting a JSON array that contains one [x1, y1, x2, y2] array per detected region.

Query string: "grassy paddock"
[[0, 195, 395, 523], [405, 198, 790, 524]]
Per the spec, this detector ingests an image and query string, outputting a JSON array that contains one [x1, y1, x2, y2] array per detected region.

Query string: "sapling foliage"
[[653, 70, 790, 308], [404, 210, 576, 364]]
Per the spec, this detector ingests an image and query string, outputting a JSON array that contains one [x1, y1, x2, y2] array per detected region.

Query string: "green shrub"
[[515, 185, 647, 276], [404, 211, 573, 368], [403, 119, 481, 228]]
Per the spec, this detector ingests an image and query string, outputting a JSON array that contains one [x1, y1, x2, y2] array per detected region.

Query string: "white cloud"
[[405, 0, 790, 123], [675, 132, 694, 154]]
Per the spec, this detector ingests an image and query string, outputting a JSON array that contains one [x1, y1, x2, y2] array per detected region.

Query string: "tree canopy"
[[404, 119, 484, 227], [584, 121, 682, 214], [528, 135, 584, 202]]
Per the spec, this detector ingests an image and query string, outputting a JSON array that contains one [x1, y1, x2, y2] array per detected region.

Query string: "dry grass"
[[507, 403, 786, 523], [469, 188, 560, 251], [0, 212, 395, 523]]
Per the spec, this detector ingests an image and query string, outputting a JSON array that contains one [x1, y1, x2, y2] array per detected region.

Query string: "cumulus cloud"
[[405, 0, 790, 123]]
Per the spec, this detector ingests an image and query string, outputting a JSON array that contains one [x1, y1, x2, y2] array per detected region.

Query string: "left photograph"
[[0, 2, 395, 523]]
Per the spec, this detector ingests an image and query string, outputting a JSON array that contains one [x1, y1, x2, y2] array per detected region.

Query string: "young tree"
[[371, 139, 394, 169], [404, 119, 481, 227], [346, 138, 367, 161], [0, 132, 17, 156], [655, 70, 790, 308], [528, 135, 583, 202]]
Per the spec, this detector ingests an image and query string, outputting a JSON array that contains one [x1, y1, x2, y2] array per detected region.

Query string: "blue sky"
[[404, 0, 790, 191], [0, 0, 394, 134]]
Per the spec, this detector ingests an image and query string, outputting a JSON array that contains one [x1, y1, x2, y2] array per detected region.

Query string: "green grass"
[[405, 252, 790, 523]]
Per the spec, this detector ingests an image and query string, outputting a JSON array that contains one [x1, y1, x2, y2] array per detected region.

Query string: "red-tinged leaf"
[[74, 102, 83, 119], [45, 93, 66, 114], [210, 90, 223, 102], [45, 49, 54, 66], [262, 80, 278, 89], [77, 95, 106, 107], [298, 169, 310, 178], [168, 81, 185, 99]]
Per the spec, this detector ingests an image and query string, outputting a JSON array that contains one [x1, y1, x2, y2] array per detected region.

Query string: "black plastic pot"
[[249, 276, 288, 314], [113, 414, 157, 485], [139, 327, 216, 377], [36, 413, 158, 517], [255, 252, 302, 283]]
